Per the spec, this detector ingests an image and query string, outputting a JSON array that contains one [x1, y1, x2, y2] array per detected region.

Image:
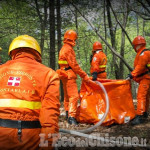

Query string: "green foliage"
[[0, 0, 150, 88], [0, 0, 40, 63]]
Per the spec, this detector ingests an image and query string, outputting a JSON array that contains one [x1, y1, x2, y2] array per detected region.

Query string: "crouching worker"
[[0, 35, 60, 149], [57, 30, 90, 125], [90, 41, 107, 80], [127, 35, 150, 125]]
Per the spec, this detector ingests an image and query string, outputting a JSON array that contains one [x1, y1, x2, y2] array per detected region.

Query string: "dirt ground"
[[57, 104, 150, 150]]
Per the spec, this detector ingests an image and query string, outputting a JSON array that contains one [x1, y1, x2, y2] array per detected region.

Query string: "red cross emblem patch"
[[7, 77, 21, 87]]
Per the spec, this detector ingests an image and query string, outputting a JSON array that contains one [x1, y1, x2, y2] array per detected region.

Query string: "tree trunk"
[[49, 0, 55, 70], [75, 9, 81, 65], [143, 19, 145, 37], [70, 0, 133, 72], [56, 0, 61, 56], [137, 14, 139, 36], [119, 2, 128, 79], [104, 0, 107, 55], [35, 0, 47, 52], [16, 0, 19, 36], [106, 0, 119, 79], [56, 0, 64, 102], [103, 0, 109, 75]]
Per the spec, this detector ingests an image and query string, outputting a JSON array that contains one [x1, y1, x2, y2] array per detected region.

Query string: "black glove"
[[90, 54, 93, 63], [126, 74, 133, 80], [92, 72, 98, 81]]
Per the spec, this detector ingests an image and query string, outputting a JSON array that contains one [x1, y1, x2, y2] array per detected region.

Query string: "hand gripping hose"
[[59, 81, 110, 134]]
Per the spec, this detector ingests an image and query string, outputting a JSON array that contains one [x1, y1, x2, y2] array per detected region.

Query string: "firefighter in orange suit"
[[90, 41, 107, 80], [0, 35, 60, 149], [127, 35, 150, 125], [58, 30, 90, 125]]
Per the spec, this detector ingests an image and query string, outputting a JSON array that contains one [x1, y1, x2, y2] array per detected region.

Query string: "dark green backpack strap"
[[140, 49, 150, 55]]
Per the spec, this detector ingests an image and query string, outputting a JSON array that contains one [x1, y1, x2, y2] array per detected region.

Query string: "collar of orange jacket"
[[63, 39, 76, 47], [10, 48, 42, 63], [136, 46, 146, 54]]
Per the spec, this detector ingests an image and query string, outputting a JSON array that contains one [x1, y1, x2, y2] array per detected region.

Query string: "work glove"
[[56, 69, 68, 79], [92, 72, 98, 81], [126, 74, 133, 80]]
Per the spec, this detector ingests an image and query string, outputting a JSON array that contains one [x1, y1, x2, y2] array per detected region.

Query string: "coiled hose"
[[59, 81, 110, 134]]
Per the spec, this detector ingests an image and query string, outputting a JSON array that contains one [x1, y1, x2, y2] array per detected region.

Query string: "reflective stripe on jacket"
[[58, 60, 68, 65], [58, 43, 87, 78], [0, 51, 60, 131], [147, 64, 150, 68], [99, 65, 106, 68], [0, 99, 41, 109]]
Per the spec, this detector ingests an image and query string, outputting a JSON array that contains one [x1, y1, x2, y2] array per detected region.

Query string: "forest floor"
[[57, 102, 150, 150]]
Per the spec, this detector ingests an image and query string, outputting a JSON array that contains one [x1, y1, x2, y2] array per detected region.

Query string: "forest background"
[[0, 0, 149, 99]]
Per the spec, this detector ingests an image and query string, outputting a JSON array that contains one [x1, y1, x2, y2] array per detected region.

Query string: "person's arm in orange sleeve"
[[90, 53, 101, 80], [131, 53, 149, 77], [65, 48, 87, 78], [91, 54, 101, 72], [39, 71, 60, 149]]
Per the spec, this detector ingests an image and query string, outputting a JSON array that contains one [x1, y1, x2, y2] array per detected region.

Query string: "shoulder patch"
[[93, 57, 97, 62], [7, 76, 21, 87]]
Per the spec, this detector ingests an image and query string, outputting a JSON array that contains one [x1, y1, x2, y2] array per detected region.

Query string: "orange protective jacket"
[[131, 47, 150, 82], [58, 43, 87, 117], [131, 47, 150, 115], [90, 50, 107, 78], [58, 43, 87, 79], [0, 50, 60, 149]]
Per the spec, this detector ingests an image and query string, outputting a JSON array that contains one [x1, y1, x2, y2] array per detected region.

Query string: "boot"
[[65, 111, 68, 120], [68, 117, 78, 125], [143, 112, 149, 118], [131, 115, 145, 125]]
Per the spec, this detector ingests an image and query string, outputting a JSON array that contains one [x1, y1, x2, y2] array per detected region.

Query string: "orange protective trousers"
[[62, 78, 78, 117], [136, 78, 150, 115], [58, 43, 87, 117], [0, 127, 40, 149], [131, 46, 150, 115]]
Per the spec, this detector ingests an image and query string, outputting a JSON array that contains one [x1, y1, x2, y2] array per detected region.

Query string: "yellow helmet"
[[8, 35, 41, 55], [0, 47, 2, 51]]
